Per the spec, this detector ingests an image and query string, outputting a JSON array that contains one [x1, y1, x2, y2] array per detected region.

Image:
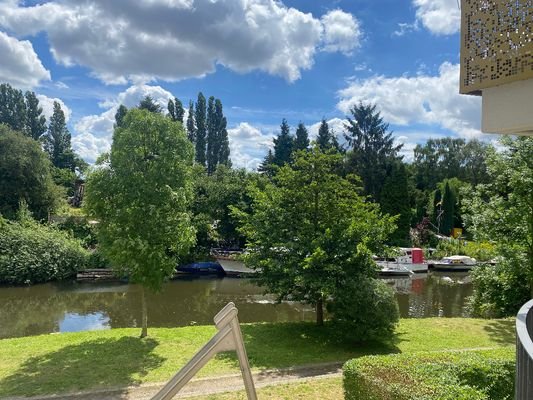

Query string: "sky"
[[0, 0, 485, 170]]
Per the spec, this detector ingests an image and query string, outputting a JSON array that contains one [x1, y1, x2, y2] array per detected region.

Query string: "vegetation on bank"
[[0, 318, 514, 397], [344, 348, 514, 400]]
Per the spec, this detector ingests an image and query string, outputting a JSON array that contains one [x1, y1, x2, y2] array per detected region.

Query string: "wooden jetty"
[[76, 269, 122, 282]]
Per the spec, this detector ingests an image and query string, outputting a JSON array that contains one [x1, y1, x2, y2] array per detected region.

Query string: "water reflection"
[[0, 273, 473, 339]]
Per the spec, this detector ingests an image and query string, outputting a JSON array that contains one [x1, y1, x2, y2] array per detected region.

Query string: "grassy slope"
[[0, 318, 514, 397]]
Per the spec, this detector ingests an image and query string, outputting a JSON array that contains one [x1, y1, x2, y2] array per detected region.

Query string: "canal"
[[0, 271, 472, 339]]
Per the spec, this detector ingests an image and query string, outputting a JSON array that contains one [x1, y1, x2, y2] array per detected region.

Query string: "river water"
[[0, 272, 472, 339]]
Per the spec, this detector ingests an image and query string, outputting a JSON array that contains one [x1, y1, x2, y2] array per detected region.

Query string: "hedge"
[[0, 218, 89, 284], [343, 348, 514, 400]]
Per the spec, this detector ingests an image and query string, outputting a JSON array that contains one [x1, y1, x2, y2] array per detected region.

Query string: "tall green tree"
[[0, 83, 27, 133], [0, 125, 59, 220], [344, 103, 402, 201], [24, 91, 46, 140], [206, 96, 217, 173], [258, 149, 276, 177], [186, 100, 196, 143], [440, 181, 455, 236], [138, 96, 162, 113], [114, 105, 128, 129], [294, 122, 310, 151], [167, 97, 184, 124], [272, 119, 293, 166], [216, 101, 231, 168], [195, 92, 207, 166], [316, 118, 341, 152], [85, 109, 196, 337], [232, 149, 396, 326], [43, 101, 75, 170]]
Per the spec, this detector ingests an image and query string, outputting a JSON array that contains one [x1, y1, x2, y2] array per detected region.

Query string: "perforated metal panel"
[[460, 0, 533, 95]]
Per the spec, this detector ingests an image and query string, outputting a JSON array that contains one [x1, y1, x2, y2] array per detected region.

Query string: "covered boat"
[[431, 255, 477, 272], [176, 262, 226, 276]]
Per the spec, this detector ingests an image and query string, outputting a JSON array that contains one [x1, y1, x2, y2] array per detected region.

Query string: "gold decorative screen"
[[460, 0, 533, 95]]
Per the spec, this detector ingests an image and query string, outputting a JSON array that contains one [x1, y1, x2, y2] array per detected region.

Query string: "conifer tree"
[[138, 96, 162, 113], [43, 101, 75, 170], [316, 119, 331, 150], [273, 119, 293, 166], [441, 181, 455, 236], [195, 92, 207, 166], [24, 91, 46, 140], [258, 149, 276, 177], [186, 101, 196, 143], [294, 122, 309, 151], [215, 99, 231, 167], [114, 105, 128, 128], [206, 96, 217, 173]]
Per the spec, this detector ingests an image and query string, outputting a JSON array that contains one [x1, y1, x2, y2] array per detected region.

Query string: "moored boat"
[[376, 248, 429, 274], [176, 262, 226, 276], [431, 255, 477, 272]]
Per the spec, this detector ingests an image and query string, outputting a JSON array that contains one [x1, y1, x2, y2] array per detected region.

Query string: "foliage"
[[186, 100, 196, 142], [294, 122, 310, 151], [433, 238, 497, 262], [138, 95, 162, 113], [462, 136, 533, 294], [206, 97, 231, 173], [0, 83, 27, 133], [328, 274, 399, 342], [24, 91, 47, 140], [410, 217, 438, 247], [0, 216, 88, 284], [441, 181, 455, 235], [470, 247, 529, 318], [0, 125, 61, 220], [84, 109, 196, 291], [316, 118, 341, 152], [167, 97, 184, 123], [43, 101, 76, 170], [232, 148, 396, 325], [343, 348, 514, 400], [195, 92, 207, 165], [272, 118, 294, 166], [114, 104, 128, 128], [344, 102, 402, 202], [54, 216, 98, 249]]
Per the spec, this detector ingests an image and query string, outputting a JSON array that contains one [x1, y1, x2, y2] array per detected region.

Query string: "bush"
[[434, 238, 497, 262], [344, 348, 514, 400], [54, 216, 98, 249], [329, 276, 399, 342], [0, 217, 89, 284], [470, 247, 529, 318]]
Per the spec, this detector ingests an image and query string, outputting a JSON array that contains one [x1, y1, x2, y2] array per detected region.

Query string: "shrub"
[[434, 238, 497, 262], [0, 217, 89, 284], [344, 348, 514, 400], [329, 276, 399, 342], [54, 216, 98, 249], [470, 247, 529, 318]]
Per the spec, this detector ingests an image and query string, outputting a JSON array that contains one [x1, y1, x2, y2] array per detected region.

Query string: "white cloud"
[[0, 1, 358, 84], [308, 117, 347, 143], [36, 94, 72, 123], [321, 10, 361, 55], [393, 21, 419, 37], [337, 62, 482, 138], [413, 0, 460, 35], [228, 122, 274, 170], [0, 30, 50, 88], [72, 84, 175, 163]]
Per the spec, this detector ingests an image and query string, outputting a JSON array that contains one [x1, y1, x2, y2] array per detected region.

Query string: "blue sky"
[[0, 0, 483, 169]]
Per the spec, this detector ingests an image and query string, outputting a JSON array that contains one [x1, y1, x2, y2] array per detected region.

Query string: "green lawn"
[[0, 318, 514, 398]]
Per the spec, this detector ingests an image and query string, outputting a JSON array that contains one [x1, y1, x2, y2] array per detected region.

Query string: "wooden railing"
[[516, 299, 533, 399]]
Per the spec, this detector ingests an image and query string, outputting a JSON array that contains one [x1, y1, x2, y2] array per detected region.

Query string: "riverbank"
[[0, 318, 514, 398]]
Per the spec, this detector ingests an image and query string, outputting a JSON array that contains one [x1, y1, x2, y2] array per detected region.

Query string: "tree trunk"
[[316, 296, 324, 326], [140, 286, 148, 338]]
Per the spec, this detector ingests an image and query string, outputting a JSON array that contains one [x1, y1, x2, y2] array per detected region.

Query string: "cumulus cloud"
[[0, 1, 360, 84], [321, 9, 361, 55], [337, 62, 482, 138], [228, 122, 274, 170], [0, 30, 50, 88], [36, 94, 72, 122], [72, 84, 175, 163], [413, 0, 460, 35]]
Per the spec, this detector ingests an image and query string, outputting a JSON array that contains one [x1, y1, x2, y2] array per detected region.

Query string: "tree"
[[168, 97, 184, 124], [43, 101, 75, 170], [232, 149, 396, 326], [138, 96, 162, 113], [84, 109, 196, 337], [272, 119, 293, 166], [463, 136, 533, 299], [344, 103, 402, 201], [0, 125, 60, 220], [215, 99, 231, 168], [195, 92, 207, 166], [24, 91, 46, 140], [380, 162, 412, 245], [186, 100, 196, 143], [114, 105, 128, 129], [206, 96, 217, 173], [294, 122, 309, 151], [440, 181, 455, 236], [0, 83, 27, 133], [258, 149, 276, 177]]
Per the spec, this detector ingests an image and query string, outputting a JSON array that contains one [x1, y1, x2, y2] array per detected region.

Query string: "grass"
[[0, 318, 515, 398]]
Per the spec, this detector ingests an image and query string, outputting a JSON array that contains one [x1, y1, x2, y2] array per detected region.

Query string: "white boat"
[[431, 255, 477, 271], [375, 248, 429, 274]]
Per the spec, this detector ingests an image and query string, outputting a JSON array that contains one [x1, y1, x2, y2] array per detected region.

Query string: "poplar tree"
[[206, 96, 217, 173], [43, 101, 75, 170], [168, 97, 184, 124], [114, 105, 128, 128], [273, 119, 293, 166], [186, 101, 196, 143], [24, 91, 47, 140], [294, 122, 310, 151], [0, 83, 27, 132], [216, 99, 231, 167], [195, 92, 207, 166]]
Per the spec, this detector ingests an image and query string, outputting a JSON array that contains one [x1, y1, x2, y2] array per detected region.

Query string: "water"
[[0, 272, 472, 339]]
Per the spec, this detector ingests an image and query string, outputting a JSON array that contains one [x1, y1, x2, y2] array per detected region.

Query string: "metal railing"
[[516, 299, 533, 399]]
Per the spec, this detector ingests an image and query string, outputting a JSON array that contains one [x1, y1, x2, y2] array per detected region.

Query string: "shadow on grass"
[[0, 336, 164, 398], [482, 319, 515, 346], [214, 322, 401, 372]]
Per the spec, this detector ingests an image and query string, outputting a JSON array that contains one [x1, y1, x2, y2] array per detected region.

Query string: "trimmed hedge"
[[0, 218, 89, 284], [344, 348, 514, 400]]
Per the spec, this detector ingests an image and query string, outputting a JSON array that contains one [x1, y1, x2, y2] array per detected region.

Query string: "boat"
[[375, 248, 429, 274], [431, 255, 477, 271], [176, 262, 226, 276], [377, 263, 412, 277], [210, 248, 256, 277]]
